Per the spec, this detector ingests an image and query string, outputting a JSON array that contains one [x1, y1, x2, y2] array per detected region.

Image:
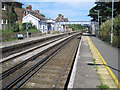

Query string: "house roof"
[[23, 13, 47, 21], [55, 14, 68, 22], [23, 8, 47, 20], [55, 17, 68, 22], [31, 13, 47, 20]]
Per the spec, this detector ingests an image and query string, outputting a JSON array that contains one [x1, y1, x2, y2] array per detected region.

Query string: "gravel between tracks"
[[20, 36, 80, 88], [1, 34, 80, 89]]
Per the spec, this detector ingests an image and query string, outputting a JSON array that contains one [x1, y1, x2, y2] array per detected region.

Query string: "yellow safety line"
[[86, 36, 120, 88]]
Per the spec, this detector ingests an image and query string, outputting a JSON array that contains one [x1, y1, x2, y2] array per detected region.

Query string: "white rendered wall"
[[22, 16, 39, 29]]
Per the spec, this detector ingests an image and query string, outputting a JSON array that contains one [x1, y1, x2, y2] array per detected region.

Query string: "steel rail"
[[0, 37, 64, 80], [2, 34, 76, 90], [53, 37, 80, 89], [1, 36, 65, 63]]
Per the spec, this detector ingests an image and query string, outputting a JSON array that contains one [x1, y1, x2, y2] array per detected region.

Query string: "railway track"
[[0, 36, 65, 79], [1, 33, 70, 58], [1, 33, 81, 89], [1, 33, 76, 78], [21, 36, 80, 89]]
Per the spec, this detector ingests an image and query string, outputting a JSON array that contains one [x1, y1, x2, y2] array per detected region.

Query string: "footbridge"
[[54, 21, 98, 34]]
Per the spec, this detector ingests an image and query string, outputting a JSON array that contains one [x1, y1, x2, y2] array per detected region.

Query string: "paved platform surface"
[[87, 36, 118, 88], [68, 36, 100, 88], [68, 35, 118, 88], [90, 36, 119, 81], [73, 36, 100, 88]]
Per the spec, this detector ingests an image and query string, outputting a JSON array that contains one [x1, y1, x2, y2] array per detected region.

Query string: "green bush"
[[28, 29, 40, 32], [21, 23, 37, 31], [99, 20, 111, 42], [99, 15, 120, 47], [1, 29, 14, 34], [11, 23, 20, 32], [114, 15, 120, 36], [1, 24, 20, 33]]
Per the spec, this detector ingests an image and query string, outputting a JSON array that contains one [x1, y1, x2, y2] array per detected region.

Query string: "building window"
[[29, 20, 32, 23], [1, 19, 3, 24], [27, 11, 30, 14], [2, 2, 6, 10], [6, 20, 8, 24], [23, 11, 26, 14]]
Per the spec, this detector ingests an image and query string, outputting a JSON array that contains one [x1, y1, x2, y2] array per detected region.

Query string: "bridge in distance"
[[54, 21, 98, 34]]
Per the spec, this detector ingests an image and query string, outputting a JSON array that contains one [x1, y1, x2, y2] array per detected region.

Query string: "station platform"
[[1, 34, 54, 47], [68, 34, 119, 88]]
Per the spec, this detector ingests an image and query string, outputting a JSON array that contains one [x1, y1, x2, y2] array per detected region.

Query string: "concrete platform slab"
[[68, 36, 100, 88]]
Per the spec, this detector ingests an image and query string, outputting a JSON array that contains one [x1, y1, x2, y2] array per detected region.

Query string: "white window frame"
[[2, 2, 6, 10], [6, 20, 8, 24], [1, 19, 3, 24]]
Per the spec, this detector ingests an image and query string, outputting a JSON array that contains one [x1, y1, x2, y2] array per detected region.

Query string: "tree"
[[70, 25, 87, 31], [22, 22, 37, 31], [8, 2, 19, 32], [88, 1, 120, 22]]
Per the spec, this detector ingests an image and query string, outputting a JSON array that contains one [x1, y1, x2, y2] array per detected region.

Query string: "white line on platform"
[[67, 36, 82, 89]]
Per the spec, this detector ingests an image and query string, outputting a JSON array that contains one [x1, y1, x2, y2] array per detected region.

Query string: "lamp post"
[[111, 0, 114, 44], [95, 10, 100, 37]]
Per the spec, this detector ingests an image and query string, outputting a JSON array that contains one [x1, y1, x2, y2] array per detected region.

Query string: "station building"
[[22, 5, 55, 33]]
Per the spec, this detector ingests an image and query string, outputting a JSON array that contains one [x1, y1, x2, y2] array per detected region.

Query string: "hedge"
[[99, 15, 120, 48]]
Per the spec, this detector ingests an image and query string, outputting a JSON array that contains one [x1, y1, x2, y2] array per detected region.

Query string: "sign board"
[[17, 34, 24, 39]]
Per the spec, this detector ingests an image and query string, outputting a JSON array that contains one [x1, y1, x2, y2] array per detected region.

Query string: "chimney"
[[26, 5, 32, 11], [58, 14, 62, 17]]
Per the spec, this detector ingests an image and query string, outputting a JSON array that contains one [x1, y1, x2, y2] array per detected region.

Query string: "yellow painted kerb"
[[86, 36, 120, 88]]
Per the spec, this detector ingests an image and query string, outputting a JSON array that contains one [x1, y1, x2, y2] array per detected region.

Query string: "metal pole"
[[111, 0, 114, 44], [98, 10, 99, 36], [26, 23, 28, 38], [101, 16, 102, 24], [99, 16, 102, 25]]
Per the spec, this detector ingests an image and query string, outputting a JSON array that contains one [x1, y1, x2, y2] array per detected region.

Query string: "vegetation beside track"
[[99, 15, 120, 48]]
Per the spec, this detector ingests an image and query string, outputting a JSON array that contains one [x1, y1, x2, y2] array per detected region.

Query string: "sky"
[[18, 0, 96, 21]]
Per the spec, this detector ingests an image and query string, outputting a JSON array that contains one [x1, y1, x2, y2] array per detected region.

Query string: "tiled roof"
[[55, 17, 68, 22], [31, 13, 47, 20], [55, 17, 64, 21], [23, 8, 47, 20]]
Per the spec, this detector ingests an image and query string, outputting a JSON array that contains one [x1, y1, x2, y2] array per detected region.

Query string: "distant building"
[[1, 2, 23, 30], [55, 14, 68, 22], [22, 14, 48, 33], [54, 14, 69, 32], [22, 5, 55, 33]]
